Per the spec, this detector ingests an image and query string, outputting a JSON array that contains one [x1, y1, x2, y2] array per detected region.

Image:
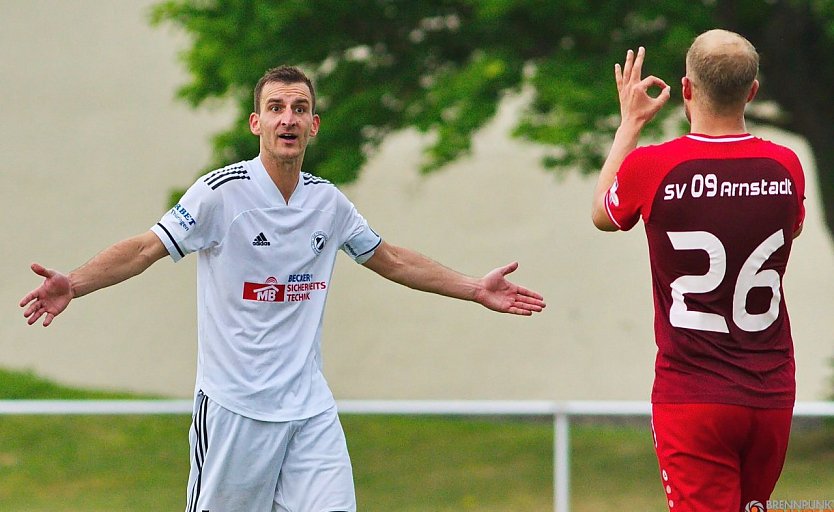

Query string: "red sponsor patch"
[[243, 277, 286, 302]]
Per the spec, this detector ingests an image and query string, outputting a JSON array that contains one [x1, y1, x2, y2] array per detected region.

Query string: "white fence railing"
[[2, 399, 833, 512]]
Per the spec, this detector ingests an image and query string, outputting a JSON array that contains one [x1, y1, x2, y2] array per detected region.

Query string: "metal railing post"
[[554, 410, 570, 512]]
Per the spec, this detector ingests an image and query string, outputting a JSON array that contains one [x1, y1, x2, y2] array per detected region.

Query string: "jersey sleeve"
[[335, 191, 381, 264], [150, 178, 223, 262], [604, 150, 650, 231]]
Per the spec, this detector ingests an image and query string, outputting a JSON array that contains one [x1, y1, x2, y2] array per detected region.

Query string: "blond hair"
[[686, 29, 758, 113]]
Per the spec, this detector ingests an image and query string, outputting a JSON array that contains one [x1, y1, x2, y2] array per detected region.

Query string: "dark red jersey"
[[604, 134, 806, 407]]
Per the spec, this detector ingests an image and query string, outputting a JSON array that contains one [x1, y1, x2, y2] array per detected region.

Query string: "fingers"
[[508, 296, 546, 316], [516, 285, 545, 303], [31, 262, 52, 279], [622, 46, 645, 83], [659, 83, 672, 103], [638, 76, 672, 112], [620, 47, 648, 86], [515, 294, 546, 311], [642, 74, 667, 87], [499, 261, 519, 277], [19, 291, 36, 308], [23, 300, 40, 318], [22, 298, 50, 325], [621, 48, 635, 84], [20, 263, 52, 307], [642, 75, 669, 91], [641, 76, 671, 100], [504, 287, 546, 316], [492, 263, 547, 315], [631, 46, 645, 83], [25, 304, 44, 325], [23, 299, 57, 327], [21, 262, 61, 327], [617, 46, 670, 125], [27, 310, 52, 327]]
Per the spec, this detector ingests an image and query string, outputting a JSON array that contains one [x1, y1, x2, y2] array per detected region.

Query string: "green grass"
[[0, 368, 140, 399], [0, 369, 832, 511]]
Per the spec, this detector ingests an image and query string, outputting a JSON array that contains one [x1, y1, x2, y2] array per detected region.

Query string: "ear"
[[249, 112, 261, 136], [681, 76, 693, 100], [746, 79, 759, 103], [309, 114, 321, 137]]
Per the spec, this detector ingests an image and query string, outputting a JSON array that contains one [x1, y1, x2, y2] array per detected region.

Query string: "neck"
[[687, 104, 748, 137], [260, 152, 303, 203]]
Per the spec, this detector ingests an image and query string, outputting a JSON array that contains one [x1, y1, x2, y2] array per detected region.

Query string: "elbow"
[[363, 241, 405, 281], [133, 233, 167, 274], [591, 207, 618, 232]]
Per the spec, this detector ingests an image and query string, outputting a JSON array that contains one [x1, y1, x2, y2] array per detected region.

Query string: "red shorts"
[[651, 403, 792, 512]]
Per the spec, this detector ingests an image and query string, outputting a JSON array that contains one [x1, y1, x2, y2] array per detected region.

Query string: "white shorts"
[[185, 391, 356, 512]]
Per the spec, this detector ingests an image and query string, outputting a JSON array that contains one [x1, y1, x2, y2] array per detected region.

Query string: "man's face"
[[249, 81, 320, 164]]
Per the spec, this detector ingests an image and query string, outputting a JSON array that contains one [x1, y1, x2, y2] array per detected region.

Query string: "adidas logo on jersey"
[[252, 232, 271, 246]]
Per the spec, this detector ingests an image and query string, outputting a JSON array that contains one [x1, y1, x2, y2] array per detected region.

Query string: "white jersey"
[[151, 156, 381, 422]]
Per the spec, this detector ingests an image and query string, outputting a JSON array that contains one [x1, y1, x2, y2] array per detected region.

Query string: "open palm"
[[19, 263, 73, 326], [477, 262, 546, 316]]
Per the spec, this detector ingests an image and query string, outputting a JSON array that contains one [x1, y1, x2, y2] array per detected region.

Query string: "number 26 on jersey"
[[667, 229, 785, 333]]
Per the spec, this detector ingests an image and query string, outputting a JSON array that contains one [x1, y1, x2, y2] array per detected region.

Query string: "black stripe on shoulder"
[[156, 223, 185, 258], [204, 165, 249, 188], [204, 164, 244, 181], [302, 172, 332, 186], [208, 175, 251, 190]]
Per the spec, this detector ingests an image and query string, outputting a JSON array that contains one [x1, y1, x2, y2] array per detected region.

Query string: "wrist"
[[470, 277, 487, 305], [615, 121, 643, 140], [67, 272, 83, 299]]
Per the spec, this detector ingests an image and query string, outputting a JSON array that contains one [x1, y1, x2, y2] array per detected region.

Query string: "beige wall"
[[2, 1, 832, 401]]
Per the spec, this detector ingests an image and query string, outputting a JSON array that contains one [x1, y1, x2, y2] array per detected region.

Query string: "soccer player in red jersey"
[[592, 30, 805, 511]]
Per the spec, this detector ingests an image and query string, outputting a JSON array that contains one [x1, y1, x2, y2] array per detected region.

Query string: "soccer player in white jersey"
[[20, 65, 546, 512]]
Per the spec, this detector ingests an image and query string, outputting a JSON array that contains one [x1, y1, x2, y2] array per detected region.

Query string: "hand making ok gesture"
[[615, 46, 671, 129]]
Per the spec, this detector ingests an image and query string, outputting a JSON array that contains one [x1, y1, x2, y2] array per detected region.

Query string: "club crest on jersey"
[[311, 231, 328, 254], [242, 277, 285, 302]]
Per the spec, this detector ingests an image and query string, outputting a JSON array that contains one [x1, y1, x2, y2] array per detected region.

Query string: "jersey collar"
[[251, 155, 305, 206], [686, 133, 754, 143]]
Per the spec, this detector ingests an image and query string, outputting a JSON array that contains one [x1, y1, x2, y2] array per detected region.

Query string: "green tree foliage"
[[151, 0, 834, 240]]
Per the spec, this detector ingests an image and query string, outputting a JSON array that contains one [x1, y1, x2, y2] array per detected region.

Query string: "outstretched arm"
[[592, 46, 671, 230], [19, 230, 168, 326], [361, 241, 545, 316]]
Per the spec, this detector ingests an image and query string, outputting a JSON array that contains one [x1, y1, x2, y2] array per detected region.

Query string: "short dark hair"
[[253, 66, 316, 113]]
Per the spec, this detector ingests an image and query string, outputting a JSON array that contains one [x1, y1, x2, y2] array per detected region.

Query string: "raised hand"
[[475, 262, 546, 316], [19, 263, 74, 327], [615, 47, 671, 128]]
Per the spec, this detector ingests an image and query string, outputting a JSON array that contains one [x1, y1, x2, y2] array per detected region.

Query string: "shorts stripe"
[[188, 393, 209, 512]]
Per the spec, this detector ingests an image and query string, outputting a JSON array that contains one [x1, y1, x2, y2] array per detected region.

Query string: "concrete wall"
[[2, 1, 832, 401]]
